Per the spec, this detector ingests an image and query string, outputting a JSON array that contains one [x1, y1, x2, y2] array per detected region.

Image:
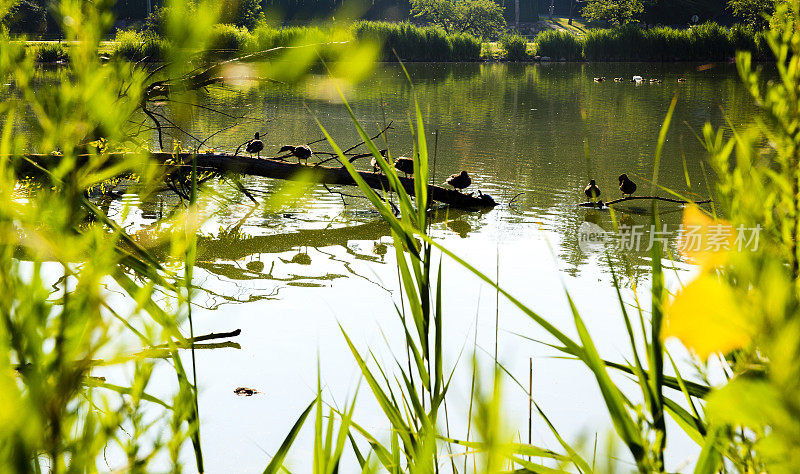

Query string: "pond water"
[[66, 61, 761, 470]]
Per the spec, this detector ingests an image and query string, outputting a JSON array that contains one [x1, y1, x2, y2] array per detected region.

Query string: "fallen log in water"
[[16, 152, 498, 209]]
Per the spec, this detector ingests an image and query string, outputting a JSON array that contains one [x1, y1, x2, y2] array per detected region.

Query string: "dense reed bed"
[[351, 20, 481, 61], [536, 22, 768, 61], [107, 20, 481, 62]]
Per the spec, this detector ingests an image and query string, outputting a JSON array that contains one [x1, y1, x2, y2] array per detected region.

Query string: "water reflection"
[[13, 62, 756, 285], [11, 62, 763, 472]]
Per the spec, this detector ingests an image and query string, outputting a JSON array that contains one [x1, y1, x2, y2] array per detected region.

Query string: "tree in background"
[[223, 0, 263, 29], [641, 0, 725, 26], [728, 0, 775, 30], [1, 0, 47, 35], [581, 0, 643, 25], [410, 0, 506, 38]]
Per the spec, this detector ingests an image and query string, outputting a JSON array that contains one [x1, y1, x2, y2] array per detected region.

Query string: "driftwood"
[[17, 153, 498, 209], [578, 195, 712, 208]]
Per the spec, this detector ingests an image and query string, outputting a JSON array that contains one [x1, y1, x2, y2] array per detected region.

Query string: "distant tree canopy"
[[1, 0, 47, 35], [728, 0, 775, 30], [223, 0, 263, 29], [581, 0, 644, 26], [410, 0, 506, 38]]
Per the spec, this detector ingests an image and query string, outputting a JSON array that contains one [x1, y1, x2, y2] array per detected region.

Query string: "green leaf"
[[264, 399, 316, 474]]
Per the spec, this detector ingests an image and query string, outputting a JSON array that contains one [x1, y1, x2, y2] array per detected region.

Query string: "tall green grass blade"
[[651, 94, 679, 194], [263, 399, 316, 474], [693, 426, 724, 474], [565, 293, 645, 467], [339, 328, 414, 453], [663, 398, 705, 446]]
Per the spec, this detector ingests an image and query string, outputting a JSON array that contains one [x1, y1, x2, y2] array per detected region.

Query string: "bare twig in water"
[[157, 328, 241, 348], [578, 195, 712, 208], [314, 122, 394, 167], [508, 192, 524, 207]]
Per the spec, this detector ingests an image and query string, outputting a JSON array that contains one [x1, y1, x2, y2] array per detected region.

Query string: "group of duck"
[[584, 174, 637, 203], [593, 76, 687, 84], [244, 132, 313, 163], [243, 132, 473, 192]]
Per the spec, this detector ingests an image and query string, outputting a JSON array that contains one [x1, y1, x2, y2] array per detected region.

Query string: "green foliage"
[[582, 0, 644, 26], [31, 42, 68, 63], [410, 0, 506, 39], [220, 0, 262, 29], [499, 34, 527, 60], [541, 23, 767, 61], [694, 2, 800, 469], [250, 23, 329, 49], [207, 23, 252, 57], [449, 31, 482, 59], [0, 0, 218, 469], [352, 21, 481, 61], [110, 29, 169, 62], [143, 5, 169, 36], [729, 0, 775, 30], [533, 29, 582, 60], [2, 0, 47, 35]]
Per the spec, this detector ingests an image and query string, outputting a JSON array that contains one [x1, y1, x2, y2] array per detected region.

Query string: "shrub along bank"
[[535, 23, 768, 61]]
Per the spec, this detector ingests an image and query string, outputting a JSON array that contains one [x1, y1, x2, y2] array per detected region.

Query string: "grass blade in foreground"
[[264, 399, 316, 474]]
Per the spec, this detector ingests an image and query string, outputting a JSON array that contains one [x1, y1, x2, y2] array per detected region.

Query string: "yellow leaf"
[[677, 205, 735, 269], [663, 274, 751, 359]]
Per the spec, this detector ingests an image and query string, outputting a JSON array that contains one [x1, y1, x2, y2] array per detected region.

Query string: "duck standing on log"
[[246, 132, 264, 158], [369, 149, 389, 172], [279, 144, 312, 165], [445, 171, 471, 192], [394, 156, 414, 177], [370, 156, 384, 173], [618, 174, 637, 197], [584, 179, 601, 201]]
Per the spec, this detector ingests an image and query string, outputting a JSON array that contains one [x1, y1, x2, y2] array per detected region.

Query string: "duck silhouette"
[[445, 171, 471, 192], [394, 156, 414, 177], [618, 174, 637, 197], [584, 179, 601, 201], [245, 132, 263, 158], [279, 145, 312, 165]]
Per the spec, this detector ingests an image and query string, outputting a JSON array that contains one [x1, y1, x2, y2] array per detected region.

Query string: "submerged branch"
[[578, 196, 712, 208]]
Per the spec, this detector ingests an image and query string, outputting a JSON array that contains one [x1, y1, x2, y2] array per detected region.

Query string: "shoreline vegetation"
[[23, 20, 766, 64], [5, 0, 800, 470]]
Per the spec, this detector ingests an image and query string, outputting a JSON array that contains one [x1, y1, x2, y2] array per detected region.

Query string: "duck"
[[677, 77, 687, 83], [584, 179, 601, 201], [593, 77, 606, 82], [394, 156, 414, 177], [245, 132, 264, 158], [614, 77, 624, 82], [279, 144, 312, 165], [618, 174, 637, 197], [445, 171, 471, 192], [367, 150, 389, 172]]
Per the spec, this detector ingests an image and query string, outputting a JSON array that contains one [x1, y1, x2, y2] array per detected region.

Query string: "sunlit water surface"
[[35, 61, 761, 471]]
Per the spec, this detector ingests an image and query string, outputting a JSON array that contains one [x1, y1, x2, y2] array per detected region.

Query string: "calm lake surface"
[[68, 61, 760, 471]]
